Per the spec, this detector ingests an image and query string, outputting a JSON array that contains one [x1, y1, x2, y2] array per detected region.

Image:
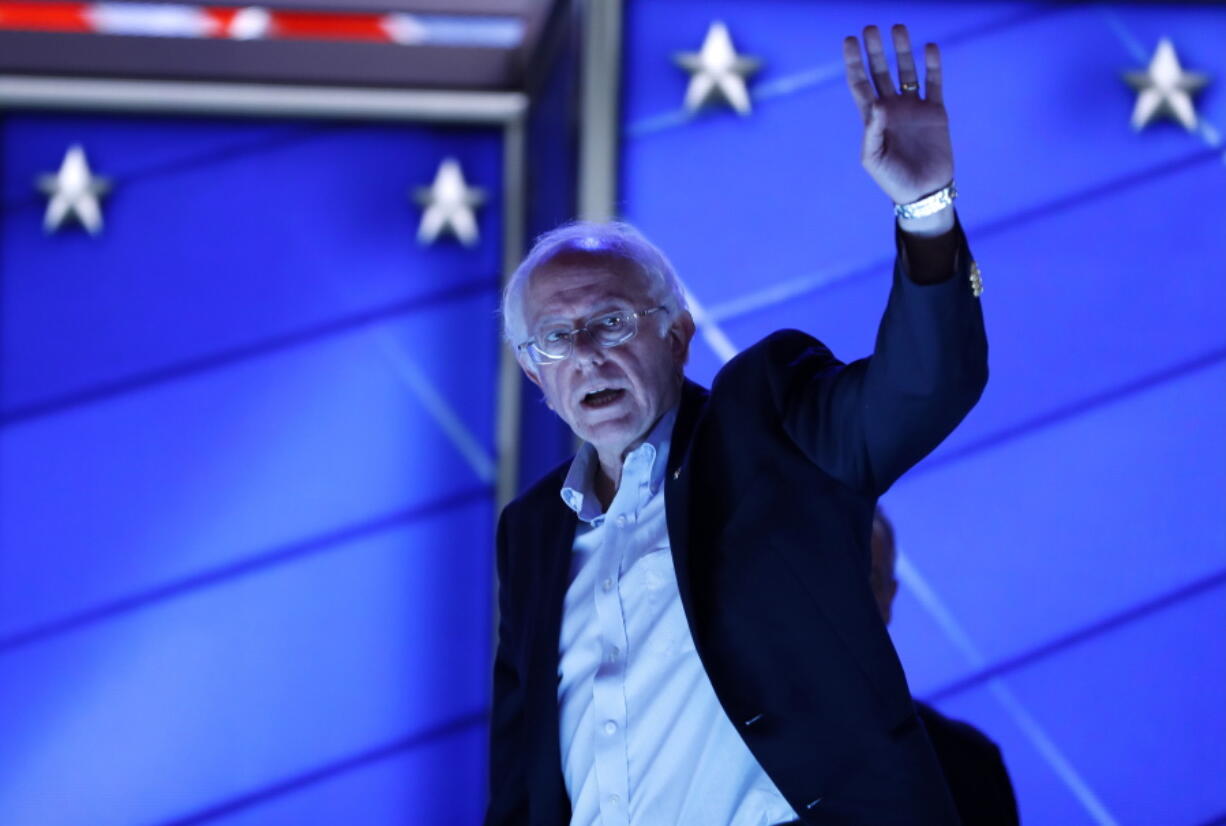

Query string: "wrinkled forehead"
[[523, 250, 653, 324]]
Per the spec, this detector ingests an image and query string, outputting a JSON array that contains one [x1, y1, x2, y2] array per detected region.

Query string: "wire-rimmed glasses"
[[518, 305, 669, 365]]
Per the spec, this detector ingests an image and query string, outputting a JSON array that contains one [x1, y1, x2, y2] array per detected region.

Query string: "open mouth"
[[581, 388, 626, 408]]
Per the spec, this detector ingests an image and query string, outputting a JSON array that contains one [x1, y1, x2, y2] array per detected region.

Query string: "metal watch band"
[[894, 181, 957, 220]]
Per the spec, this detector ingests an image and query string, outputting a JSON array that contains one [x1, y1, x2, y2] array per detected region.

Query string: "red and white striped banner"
[[0, 2, 522, 46]]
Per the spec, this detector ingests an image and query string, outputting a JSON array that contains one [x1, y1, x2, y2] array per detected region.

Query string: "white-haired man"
[[487, 25, 987, 826]]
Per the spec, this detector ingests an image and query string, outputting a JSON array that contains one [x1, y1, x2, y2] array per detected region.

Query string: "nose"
[[570, 328, 605, 366]]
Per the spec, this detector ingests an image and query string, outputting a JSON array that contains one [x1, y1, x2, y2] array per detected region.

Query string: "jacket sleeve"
[[749, 220, 988, 494], [484, 506, 529, 825]]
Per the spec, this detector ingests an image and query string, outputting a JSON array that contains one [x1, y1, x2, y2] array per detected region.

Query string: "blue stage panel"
[[0, 113, 312, 207], [622, 56, 889, 312], [0, 500, 492, 826], [0, 289, 498, 641], [711, 155, 1226, 460], [941, 3, 1225, 232], [621, 1, 1225, 327], [214, 724, 487, 826], [1107, 0, 1226, 124], [622, 0, 1036, 127], [880, 362, 1225, 686], [937, 583, 1226, 826], [0, 113, 502, 413]]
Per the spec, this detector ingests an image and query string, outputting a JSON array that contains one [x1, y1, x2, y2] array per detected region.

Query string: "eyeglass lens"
[[535, 311, 637, 358]]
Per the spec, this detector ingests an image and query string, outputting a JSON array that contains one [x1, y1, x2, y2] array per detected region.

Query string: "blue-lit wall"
[[621, 2, 1225, 824], [0, 114, 503, 824], [3, 2, 1223, 823]]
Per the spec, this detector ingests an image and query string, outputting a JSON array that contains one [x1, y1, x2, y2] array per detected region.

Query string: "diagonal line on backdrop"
[[361, 323, 497, 484], [625, 5, 1066, 139], [703, 145, 1219, 327], [924, 567, 1226, 704], [903, 345, 1226, 482], [704, 253, 883, 324], [1, 123, 339, 213], [312, 255, 499, 487], [681, 283, 739, 364], [897, 550, 1121, 826], [0, 278, 497, 427], [0, 485, 491, 656], [153, 708, 489, 826], [1099, 3, 1151, 63]]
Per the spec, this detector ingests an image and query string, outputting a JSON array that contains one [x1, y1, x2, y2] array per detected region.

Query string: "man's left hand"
[[843, 25, 954, 216]]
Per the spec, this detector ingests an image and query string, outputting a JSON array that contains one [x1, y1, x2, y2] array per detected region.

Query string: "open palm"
[[843, 24, 954, 206]]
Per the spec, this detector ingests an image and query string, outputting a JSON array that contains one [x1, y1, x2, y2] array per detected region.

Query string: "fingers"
[[842, 36, 875, 123], [845, 25, 943, 109], [924, 42, 943, 104], [891, 24, 919, 95], [862, 25, 895, 97]]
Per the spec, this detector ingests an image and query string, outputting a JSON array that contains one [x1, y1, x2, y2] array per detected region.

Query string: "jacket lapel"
[[525, 471, 580, 822], [665, 379, 709, 641]]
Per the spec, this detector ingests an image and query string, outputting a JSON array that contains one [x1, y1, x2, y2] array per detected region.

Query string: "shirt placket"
[[588, 453, 648, 826]]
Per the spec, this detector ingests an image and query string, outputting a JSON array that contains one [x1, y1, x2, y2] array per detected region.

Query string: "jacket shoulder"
[[500, 456, 572, 527], [709, 329, 844, 411], [916, 701, 1005, 763], [715, 329, 839, 381]]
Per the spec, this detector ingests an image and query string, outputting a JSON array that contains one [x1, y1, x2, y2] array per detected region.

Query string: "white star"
[[674, 21, 762, 116], [1124, 38, 1209, 132], [413, 158, 485, 247], [37, 144, 112, 235]]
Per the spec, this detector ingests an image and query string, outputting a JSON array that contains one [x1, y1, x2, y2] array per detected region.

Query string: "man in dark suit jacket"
[[871, 510, 1020, 825], [488, 24, 987, 826]]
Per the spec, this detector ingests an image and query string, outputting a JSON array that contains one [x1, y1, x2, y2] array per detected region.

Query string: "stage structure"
[[0, 1, 1223, 825], [0, 2, 568, 821]]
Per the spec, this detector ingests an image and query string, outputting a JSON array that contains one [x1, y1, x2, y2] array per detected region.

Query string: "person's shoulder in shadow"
[[916, 700, 1021, 826]]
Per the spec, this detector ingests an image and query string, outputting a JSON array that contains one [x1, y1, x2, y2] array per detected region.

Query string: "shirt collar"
[[560, 404, 678, 525]]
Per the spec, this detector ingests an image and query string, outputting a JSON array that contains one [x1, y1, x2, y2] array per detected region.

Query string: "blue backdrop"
[[620, 2, 1225, 825], [0, 113, 504, 824], [1, 2, 1223, 824]]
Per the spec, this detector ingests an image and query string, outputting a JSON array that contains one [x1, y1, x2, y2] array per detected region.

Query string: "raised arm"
[[750, 25, 986, 494]]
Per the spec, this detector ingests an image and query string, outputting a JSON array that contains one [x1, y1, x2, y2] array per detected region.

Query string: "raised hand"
[[843, 24, 954, 219]]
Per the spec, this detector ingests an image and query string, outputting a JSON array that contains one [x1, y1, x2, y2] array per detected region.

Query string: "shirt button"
[[608, 646, 620, 661], [608, 794, 620, 806], [615, 514, 627, 527], [603, 720, 617, 735], [602, 578, 614, 592]]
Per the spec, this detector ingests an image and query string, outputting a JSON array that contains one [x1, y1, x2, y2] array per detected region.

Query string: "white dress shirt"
[[557, 407, 798, 826]]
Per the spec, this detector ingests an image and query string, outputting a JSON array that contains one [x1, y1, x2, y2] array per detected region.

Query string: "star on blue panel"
[[37, 144, 112, 235], [674, 21, 762, 116], [1123, 38, 1210, 132], [413, 157, 486, 247]]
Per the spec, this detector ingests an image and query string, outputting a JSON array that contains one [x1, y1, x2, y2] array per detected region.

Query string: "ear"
[[516, 351, 555, 410], [669, 310, 697, 367], [882, 577, 898, 625], [517, 351, 542, 389]]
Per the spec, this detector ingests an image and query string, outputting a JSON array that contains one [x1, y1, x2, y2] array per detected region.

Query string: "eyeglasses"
[[519, 305, 669, 365]]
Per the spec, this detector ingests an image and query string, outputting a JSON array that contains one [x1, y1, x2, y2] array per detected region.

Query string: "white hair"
[[501, 220, 689, 349]]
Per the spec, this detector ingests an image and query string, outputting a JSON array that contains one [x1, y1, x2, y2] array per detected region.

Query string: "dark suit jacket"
[[487, 228, 988, 825], [917, 702, 1020, 826]]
